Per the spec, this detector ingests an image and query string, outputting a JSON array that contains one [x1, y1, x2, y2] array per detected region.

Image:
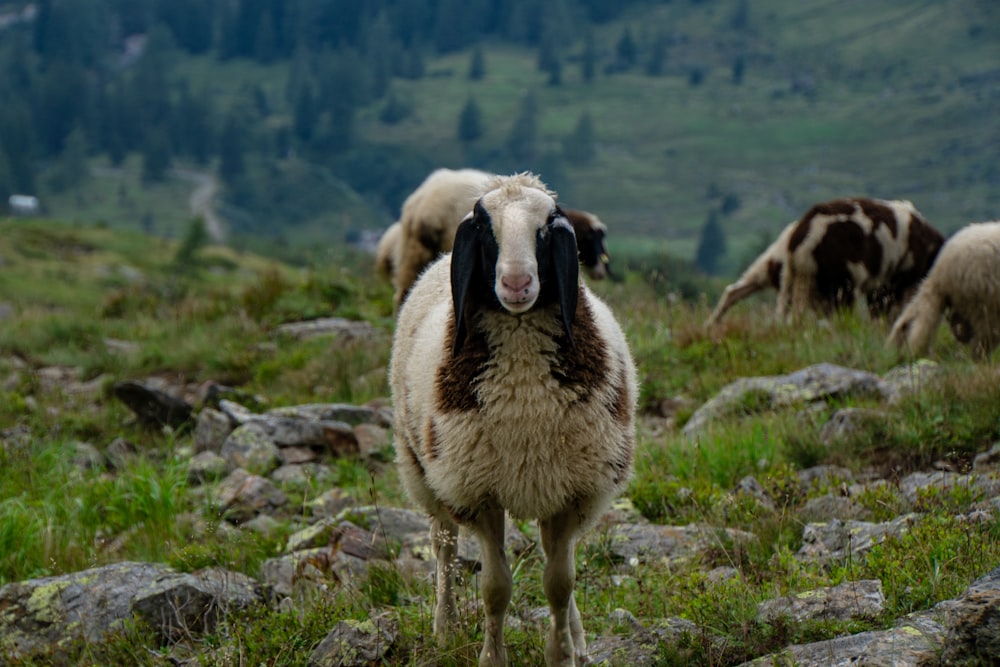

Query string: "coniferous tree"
[[141, 130, 171, 184], [218, 111, 248, 183], [695, 210, 727, 275], [457, 98, 484, 144], [645, 32, 668, 76], [506, 90, 539, 164], [47, 126, 88, 192], [732, 56, 746, 85], [293, 86, 318, 142], [468, 45, 486, 80], [581, 31, 597, 83], [538, 40, 562, 86], [562, 111, 596, 164], [615, 27, 637, 69]]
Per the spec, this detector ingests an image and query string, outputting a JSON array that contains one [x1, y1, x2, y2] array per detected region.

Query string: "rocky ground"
[[2, 353, 999, 665]]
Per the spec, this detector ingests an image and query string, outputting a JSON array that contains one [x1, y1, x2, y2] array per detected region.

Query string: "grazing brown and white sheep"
[[390, 173, 637, 667], [706, 197, 945, 326], [888, 221, 1000, 359], [389, 168, 613, 308]]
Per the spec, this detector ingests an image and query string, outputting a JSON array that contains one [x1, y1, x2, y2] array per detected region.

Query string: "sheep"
[[389, 173, 637, 667], [374, 221, 401, 281], [888, 221, 1000, 359], [706, 197, 945, 326], [391, 168, 613, 308], [393, 168, 494, 308]]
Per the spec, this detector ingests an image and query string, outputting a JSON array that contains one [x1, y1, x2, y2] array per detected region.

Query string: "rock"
[[973, 442, 1000, 471], [796, 514, 919, 561], [273, 317, 379, 342], [187, 451, 230, 485], [797, 494, 871, 523], [112, 380, 194, 429], [757, 579, 884, 624], [220, 422, 281, 476], [880, 359, 942, 404], [603, 522, 757, 565], [130, 567, 262, 643], [69, 440, 105, 470], [683, 363, 886, 437], [0, 562, 261, 662], [104, 436, 138, 470], [307, 611, 398, 667], [214, 468, 288, 523], [193, 408, 233, 453], [819, 407, 888, 445]]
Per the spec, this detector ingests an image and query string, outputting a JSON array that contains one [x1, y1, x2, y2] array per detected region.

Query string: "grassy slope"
[[26, 1, 1000, 275], [2, 219, 999, 665]]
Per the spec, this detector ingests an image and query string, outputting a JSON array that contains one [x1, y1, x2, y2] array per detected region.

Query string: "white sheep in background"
[[888, 221, 1000, 359], [374, 221, 401, 281], [390, 173, 637, 667], [392, 167, 494, 309], [706, 197, 945, 326], [390, 168, 614, 309]]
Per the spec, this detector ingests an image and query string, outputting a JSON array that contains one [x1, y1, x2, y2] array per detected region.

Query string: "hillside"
[[2, 0, 997, 275], [2, 215, 1000, 665]]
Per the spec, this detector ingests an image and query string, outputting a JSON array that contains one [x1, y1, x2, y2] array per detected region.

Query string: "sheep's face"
[[450, 180, 579, 353]]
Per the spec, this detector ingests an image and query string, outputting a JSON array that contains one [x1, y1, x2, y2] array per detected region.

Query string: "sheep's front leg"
[[431, 515, 459, 642], [471, 506, 511, 667], [540, 510, 586, 667]]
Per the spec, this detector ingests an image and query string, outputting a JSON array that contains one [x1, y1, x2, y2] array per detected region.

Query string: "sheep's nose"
[[501, 273, 532, 294]]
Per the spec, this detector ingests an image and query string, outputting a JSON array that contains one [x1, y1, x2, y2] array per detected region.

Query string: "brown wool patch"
[[789, 200, 858, 252], [549, 292, 609, 397], [436, 315, 491, 413], [423, 417, 440, 460], [767, 259, 783, 289], [856, 198, 898, 237], [401, 433, 428, 478], [605, 366, 633, 426]]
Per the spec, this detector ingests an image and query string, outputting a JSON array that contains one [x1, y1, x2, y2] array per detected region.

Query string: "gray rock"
[[798, 494, 871, 523], [214, 468, 288, 523], [131, 567, 262, 643], [880, 359, 942, 404], [193, 408, 233, 453], [220, 422, 281, 476], [797, 514, 919, 561], [820, 407, 888, 445], [0, 562, 262, 662], [187, 450, 230, 485], [604, 522, 757, 564], [274, 317, 379, 342], [757, 579, 884, 624], [683, 363, 886, 437], [307, 611, 398, 667]]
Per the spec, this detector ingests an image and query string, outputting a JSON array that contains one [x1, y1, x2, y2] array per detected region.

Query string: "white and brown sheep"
[[888, 221, 1000, 359], [706, 197, 945, 326], [389, 168, 613, 308], [390, 173, 637, 667]]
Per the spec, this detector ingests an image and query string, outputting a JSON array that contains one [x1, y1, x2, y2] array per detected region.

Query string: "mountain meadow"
[[2, 0, 1000, 665]]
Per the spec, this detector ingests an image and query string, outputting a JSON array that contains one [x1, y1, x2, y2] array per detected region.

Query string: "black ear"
[[550, 215, 580, 347], [450, 212, 484, 355]]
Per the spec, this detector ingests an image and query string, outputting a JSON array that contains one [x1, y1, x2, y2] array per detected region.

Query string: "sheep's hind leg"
[[431, 516, 460, 642], [540, 510, 586, 666], [472, 506, 511, 667]]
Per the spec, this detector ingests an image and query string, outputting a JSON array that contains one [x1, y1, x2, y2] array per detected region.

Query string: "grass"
[[1, 218, 999, 665]]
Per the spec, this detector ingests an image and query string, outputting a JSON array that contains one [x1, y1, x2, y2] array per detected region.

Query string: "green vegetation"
[[2, 1, 996, 275], [1, 219, 998, 664]]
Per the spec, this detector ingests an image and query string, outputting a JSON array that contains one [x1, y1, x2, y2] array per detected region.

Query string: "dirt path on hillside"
[[172, 169, 225, 243]]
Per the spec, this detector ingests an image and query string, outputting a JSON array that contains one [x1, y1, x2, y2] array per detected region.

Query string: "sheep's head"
[[565, 209, 612, 281], [450, 174, 579, 354]]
